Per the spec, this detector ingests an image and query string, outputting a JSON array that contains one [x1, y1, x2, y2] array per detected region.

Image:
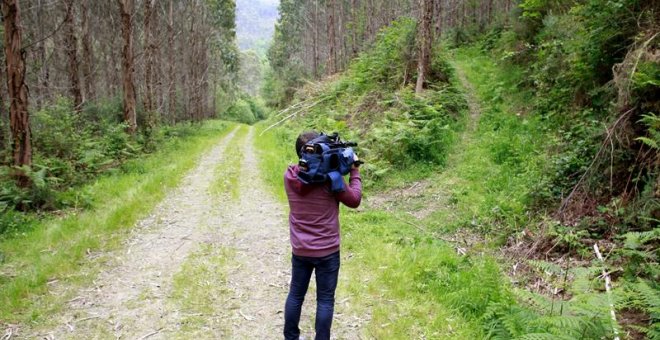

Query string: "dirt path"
[[453, 62, 482, 133], [27, 125, 359, 339]]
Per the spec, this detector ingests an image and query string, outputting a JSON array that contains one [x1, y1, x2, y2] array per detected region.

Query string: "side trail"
[[29, 126, 361, 339], [366, 62, 483, 218]]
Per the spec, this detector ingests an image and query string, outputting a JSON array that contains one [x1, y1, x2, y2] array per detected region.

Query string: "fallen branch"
[[75, 316, 100, 323], [259, 96, 333, 136], [558, 108, 634, 218], [593, 243, 620, 340], [1, 327, 13, 340], [239, 310, 254, 321], [138, 328, 163, 340]]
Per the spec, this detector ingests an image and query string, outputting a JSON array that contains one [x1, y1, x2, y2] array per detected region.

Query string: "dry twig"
[[137, 328, 163, 340]]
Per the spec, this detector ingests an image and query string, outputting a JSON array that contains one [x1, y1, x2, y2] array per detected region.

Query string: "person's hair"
[[295, 131, 319, 157]]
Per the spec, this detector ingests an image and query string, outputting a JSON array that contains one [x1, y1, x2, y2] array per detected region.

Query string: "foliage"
[[472, 0, 659, 235], [349, 18, 417, 93], [617, 279, 660, 339], [0, 98, 140, 213], [458, 0, 659, 335], [266, 0, 306, 107], [221, 95, 269, 124]]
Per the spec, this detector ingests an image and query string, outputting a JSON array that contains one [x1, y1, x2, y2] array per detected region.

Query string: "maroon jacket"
[[284, 165, 362, 257]]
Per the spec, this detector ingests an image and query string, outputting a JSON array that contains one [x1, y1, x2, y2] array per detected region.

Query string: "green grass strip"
[[170, 243, 233, 338], [0, 120, 234, 322], [209, 125, 249, 199], [253, 122, 298, 203]]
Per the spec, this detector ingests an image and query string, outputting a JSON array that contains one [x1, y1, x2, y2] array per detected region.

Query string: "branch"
[[558, 108, 634, 217], [259, 96, 332, 136], [594, 243, 620, 340]]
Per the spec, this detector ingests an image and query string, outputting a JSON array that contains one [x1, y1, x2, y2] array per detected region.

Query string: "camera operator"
[[283, 130, 362, 340]]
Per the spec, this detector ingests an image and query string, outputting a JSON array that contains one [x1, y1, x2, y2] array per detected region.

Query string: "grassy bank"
[[0, 120, 234, 322]]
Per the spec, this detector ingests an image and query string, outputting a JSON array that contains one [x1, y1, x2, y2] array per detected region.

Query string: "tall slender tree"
[[81, 0, 95, 102], [2, 0, 32, 186], [63, 0, 83, 111], [117, 0, 137, 134], [143, 0, 155, 114], [326, 0, 337, 75], [416, 0, 434, 94]]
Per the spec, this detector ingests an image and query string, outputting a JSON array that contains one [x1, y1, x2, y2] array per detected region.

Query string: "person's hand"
[[352, 153, 360, 169]]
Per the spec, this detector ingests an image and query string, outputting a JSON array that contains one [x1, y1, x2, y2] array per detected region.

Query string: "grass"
[[209, 125, 249, 199], [0, 120, 234, 323], [254, 123, 297, 203], [170, 243, 234, 338]]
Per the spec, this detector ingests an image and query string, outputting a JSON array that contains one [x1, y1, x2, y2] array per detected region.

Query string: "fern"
[[622, 229, 660, 250], [527, 259, 564, 277], [515, 333, 572, 340], [632, 280, 660, 316]]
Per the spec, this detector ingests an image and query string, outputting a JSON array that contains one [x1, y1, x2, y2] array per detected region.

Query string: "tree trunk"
[[350, 0, 358, 57], [313, 0, 319, 78], [434, 0, 442, 38], [416, 0, 433, 94], [143, 0, 155, 113], [168, 0, 176, 122], [2, 0, 32, 186], [117, 0, 137, 135], [81, 0, 95, 102], [326, 0, 337, 75], [36, 0, 48, 107], [0, 51, 5, 157], [64, 0, 83, 111]]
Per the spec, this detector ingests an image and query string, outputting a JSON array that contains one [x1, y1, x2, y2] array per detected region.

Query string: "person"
[[283, 131, 362, 340]]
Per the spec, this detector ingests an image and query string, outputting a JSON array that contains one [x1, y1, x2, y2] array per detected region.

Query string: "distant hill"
[[236, 0, 279, 55]]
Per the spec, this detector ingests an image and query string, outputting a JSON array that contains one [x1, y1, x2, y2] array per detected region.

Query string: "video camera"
[[297, 132, 363, 193]]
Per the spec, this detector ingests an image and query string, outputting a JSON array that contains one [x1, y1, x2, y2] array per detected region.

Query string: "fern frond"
[[632, 279, 660, 313], [528, 259, 563, 277], [515, 333, 572, 340]]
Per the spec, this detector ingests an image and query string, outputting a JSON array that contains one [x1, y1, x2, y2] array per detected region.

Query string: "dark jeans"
[[284, 251, 340, 340]]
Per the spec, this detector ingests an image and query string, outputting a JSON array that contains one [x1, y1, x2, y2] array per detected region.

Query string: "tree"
[[143, 0, 156, 114], [416, 0, 434, 94], [117, 0, 137, 135], [326, 0, 337, 75], [81, 0, 95, 102], [63, 0, 83, 111], [2, 0, 32, 186]]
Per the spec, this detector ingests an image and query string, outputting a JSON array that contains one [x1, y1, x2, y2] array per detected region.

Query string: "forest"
[[0, 0, 658, 339]]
